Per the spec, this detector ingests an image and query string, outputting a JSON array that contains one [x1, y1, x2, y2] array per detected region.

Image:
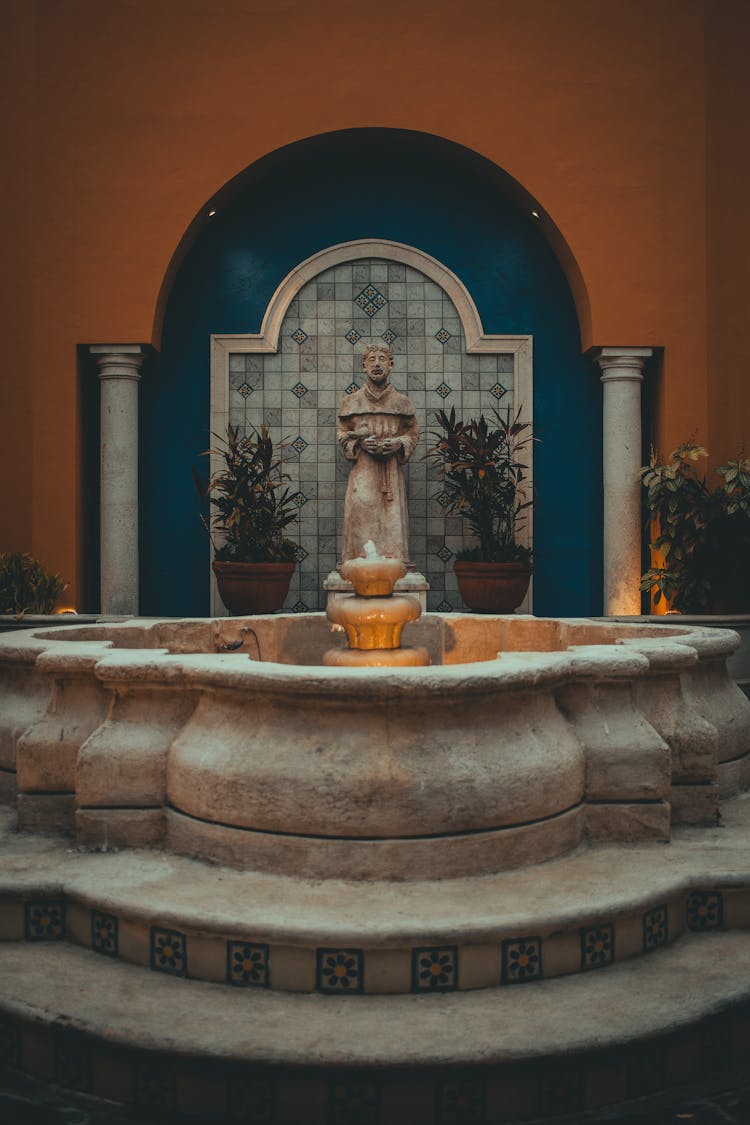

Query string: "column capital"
[[90, 345, 146, 382], [593, 347, 653, 383]]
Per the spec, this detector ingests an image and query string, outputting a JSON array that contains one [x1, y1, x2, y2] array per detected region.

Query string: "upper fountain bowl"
[[339, 554, 406, 597]]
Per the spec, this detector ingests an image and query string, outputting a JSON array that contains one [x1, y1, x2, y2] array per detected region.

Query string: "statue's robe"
[[337, 384, 420, 565]]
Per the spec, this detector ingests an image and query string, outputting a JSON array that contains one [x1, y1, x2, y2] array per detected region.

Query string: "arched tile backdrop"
[[144, 131, 600, 616]]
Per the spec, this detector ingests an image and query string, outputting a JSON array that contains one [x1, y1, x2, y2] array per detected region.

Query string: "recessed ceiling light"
[[530, 210, 540, 219], [208, 209, 217, 217]]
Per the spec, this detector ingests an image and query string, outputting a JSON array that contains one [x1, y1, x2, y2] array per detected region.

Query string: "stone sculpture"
[[337, 344, 419, 565]]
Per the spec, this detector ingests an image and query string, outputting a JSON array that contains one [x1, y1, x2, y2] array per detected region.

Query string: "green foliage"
[[195, 425, 301, 563], [0, 552, 68, 615], [426, 405, 534, 564], [640, 441, 750, 612]]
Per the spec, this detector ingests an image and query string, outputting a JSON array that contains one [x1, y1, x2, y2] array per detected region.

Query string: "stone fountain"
[[324, 540, 429, 667]]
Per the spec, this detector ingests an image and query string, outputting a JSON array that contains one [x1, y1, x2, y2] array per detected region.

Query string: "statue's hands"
[[378, 437, 400, 456], [363, 435, 384, 455]]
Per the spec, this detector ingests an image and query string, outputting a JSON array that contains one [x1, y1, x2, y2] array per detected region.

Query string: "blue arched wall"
[[141, 130, 602, 616]]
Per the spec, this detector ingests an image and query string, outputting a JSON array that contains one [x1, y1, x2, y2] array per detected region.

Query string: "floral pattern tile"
[[55, 1042, 92, 1091], [227, 1074, 274, 1122], [502, 937, 542, 984], [580, 923, 614, 970], [25, 900, 65, 941], [316, 948, 364, 993], [227, 941, 269, 988], [687, 890, 723, 931], [437, 1078, 486, 1123], [91, 910, 118, 957], [330, 1079, 381, 1125], [412, 946, 458, 992], [150, 926, 187, 977], [642, 905, 669, 951]]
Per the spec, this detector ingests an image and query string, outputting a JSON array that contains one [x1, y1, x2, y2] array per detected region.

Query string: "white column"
[[595, 348, 652, 615], [90, 345, 145, 615]]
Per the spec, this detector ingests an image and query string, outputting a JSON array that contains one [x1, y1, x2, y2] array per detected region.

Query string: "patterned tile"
[[25, 900, 65, 941], [134, 1063, 175, 1110], [381, 328, 397, 345], [436, 599, 455, 612], [354, 285, 388, 318], [227, 1074, 274, 1122], [292, 435, 308, 454], [437, 545, 453, 562], [291, 381, 309, 399], [291, 328, 308, 345], [435, 327, 452, 344], [330, 1079, 381, 1125], [490, 382, 507, 400], [55, 1041, 92, 1091], [150, 926, 187, 976], [437, 1078, 486, 1123], [625, 1044, 665, 1096], [436, 491, 452, 509], [227, 941, 269, 987], [643, 905, 669, 950], [412, 946, 457, 992], [539, 1066, 584, 1116], [687, 889, 723, 931], [345, 328, 362, 345], [91, 910, 118, 957], [292, 600, 309, 613], [293, 492, 308, 508], [435, 382, 452, 399], [316, 948, 364, 993], [294, 544, 309, 563], [345, 382, 359, 395], [501, 937, 542, 984], [580, 923, 614, 970], [0, 1020, 21, 1067], [237, 381, 253, 398]]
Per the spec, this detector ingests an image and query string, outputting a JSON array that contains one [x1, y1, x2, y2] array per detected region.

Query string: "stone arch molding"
[[210, 238, 532, 452], [209, 239, 534, 615]]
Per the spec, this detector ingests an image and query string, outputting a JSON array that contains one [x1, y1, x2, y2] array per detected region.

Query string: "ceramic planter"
[[212, 560, 295, 615], [453, 560, 532, 613]]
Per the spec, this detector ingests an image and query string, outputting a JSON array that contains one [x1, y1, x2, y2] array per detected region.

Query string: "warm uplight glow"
[[54, 607, 78, 615]]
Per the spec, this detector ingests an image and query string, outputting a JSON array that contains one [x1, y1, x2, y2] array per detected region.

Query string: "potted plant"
[[194, 424, 302, 615], [640, 440, 750, 613], [0, 552, 68, 616], [427, 405, 534, 612]]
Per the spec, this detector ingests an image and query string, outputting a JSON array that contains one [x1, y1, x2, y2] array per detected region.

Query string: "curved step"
[[0, 934, 749, 1122], [2, 800, 750, 995]]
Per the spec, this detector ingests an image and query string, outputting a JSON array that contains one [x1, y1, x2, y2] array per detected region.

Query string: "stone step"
[[2, 799, 750, 995], [0, 933, 749, 1123]]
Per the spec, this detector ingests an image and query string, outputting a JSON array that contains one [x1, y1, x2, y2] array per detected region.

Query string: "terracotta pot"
[[212, 560, 295, 615], [453, 560, 532, 613]]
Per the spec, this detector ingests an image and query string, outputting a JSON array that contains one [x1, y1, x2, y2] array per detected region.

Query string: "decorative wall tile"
[[412, 946, 458, 992], [437, 1078, 486, 1123], [25, 900, 65, 941], [227, 941, 269, 987], [150, 926, 187, 976], [687, 890, 723, 931], [55, 1041, 92, 1091], [316, 948, 364, 993], [580, 923, 614, 970], [227, 1074, 274, 1122], [0, 1020, 21, 1067], [330, 1079, 381, 1125], [501, 937, 542, 984], [91, 910, 118, 957], [539, 1066, 584, 1116], [643, 905, 669, 951], [134, 1063, 176, 1110], [227, 259, 518, 611]]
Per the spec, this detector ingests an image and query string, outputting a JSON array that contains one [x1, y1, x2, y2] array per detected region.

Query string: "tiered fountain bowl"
[[324, 550, 429, 667]]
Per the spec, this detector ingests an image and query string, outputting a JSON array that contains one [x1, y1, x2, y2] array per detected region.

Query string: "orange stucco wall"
[[1, 0, 747, 609]]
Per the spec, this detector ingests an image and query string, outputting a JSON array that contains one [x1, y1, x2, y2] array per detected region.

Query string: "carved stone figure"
[[338, 345, 419, 565]]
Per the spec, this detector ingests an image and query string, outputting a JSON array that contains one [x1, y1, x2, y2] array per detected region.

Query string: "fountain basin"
[[1, 614, 749, 879]]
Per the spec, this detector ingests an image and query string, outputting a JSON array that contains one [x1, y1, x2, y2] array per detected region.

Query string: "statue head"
[[362, 344, 393, 386]]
